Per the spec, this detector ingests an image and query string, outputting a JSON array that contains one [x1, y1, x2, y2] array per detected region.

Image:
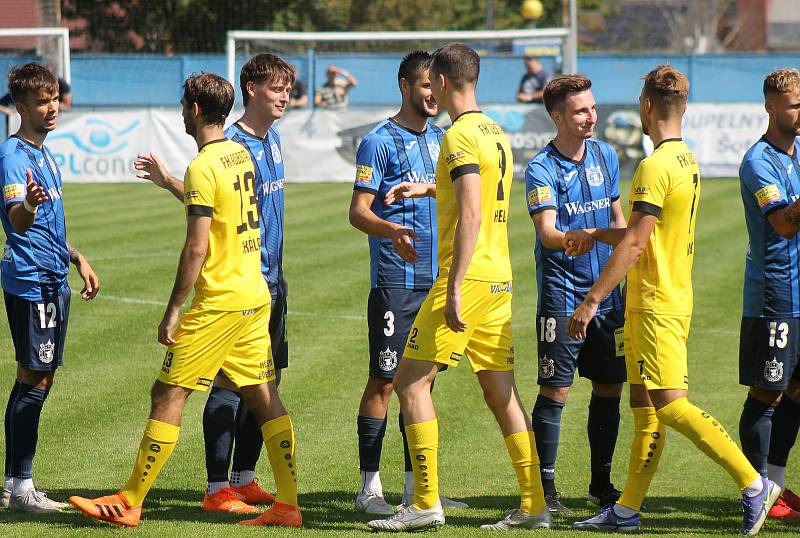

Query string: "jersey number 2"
[[234, 171, 259, 234], [496, 143, 507, 201]]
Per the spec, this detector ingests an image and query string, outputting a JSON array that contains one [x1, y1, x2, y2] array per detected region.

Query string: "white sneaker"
[[1, 488, 10, 508], [355, 491, 394, 515], [480, 508, 552, 530], [367, 502, 445, 532], [9, 489, 69, 513]]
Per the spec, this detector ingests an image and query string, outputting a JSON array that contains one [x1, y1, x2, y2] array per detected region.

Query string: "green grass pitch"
[[0, 179, 798, 536]]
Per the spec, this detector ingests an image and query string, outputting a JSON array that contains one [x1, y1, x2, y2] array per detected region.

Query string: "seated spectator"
[[315, 65, 358, 109], [290, 78, 308, 108], [516, 56, 551, 103]]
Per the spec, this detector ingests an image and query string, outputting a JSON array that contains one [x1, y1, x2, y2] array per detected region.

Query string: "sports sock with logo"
[[202, 387, 239, 483], [532, 394, 564, 496], [120, 419, 179, 507], [9, 383, 48, 481], [404, 419, 439, 510], [231, 403, 263, 484], [738, 394, 773, 476], [505, 430, 547, 514], [4, 381, 21, 479], [588, 393, 621, 491], [656, 397, 759, 490], [261, 414, 298, 506], [768, 395, 800, 488], [618, 407, 665, 511]]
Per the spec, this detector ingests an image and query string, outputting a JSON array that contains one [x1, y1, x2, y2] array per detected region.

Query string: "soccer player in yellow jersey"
[[568, 65, 779, 535], [68, 73, 301, 528], [367, 43, 550, 532]]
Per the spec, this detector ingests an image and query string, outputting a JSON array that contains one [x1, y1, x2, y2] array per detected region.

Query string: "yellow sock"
[[504, 431, 546, 514], [261, 414, 298, 506], [405, 419, 439, 510], [119, 419, 179, 507], [656, 397, 759, 489], [618, 407, 665, 511]]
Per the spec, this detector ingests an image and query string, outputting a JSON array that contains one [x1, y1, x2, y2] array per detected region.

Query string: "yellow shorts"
[[624, 310, 690, 390], [157, 302, 273, 391], [403, 277, 514, 372]]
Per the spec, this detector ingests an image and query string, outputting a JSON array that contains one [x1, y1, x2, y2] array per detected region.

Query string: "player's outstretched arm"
[[349, 190, 418, 263], [8, 170, 48, 234], [567, 210, 656, 339], [67, 241, 99, 300], [768, 198, 800, 239], [159, 215, 210, 345], [135, 153, 184, 202], [384, 181, 436, 204], [446, 173, 482, 333], [564, 200, 628, 255]]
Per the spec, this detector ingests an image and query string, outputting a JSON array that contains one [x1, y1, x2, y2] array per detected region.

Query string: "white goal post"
[[226, 28, 575, 98], [0, 27, 71, 83]]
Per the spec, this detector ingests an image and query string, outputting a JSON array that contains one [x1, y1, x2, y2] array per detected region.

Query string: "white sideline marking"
[[86, 291, 366, 321]]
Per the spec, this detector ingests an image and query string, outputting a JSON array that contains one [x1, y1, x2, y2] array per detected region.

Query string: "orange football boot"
[[239, 501, 302, 527], [230, 478, 276, 505], [69, 492, 141, 527], [202, 487, 259, 513], [783, 488, 800, 511]]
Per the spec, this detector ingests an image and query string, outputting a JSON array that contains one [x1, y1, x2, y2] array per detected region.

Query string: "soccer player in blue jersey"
[[1, 63, 100, 512], [524, 74, 626, 515], [134, 54, 293, 514], [349, 50, 468, 515], [738, 68, 800, 520]]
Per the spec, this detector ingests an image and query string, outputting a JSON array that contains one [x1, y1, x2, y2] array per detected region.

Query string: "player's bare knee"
[[539, 385, 569, 403], [784, 379, 800, 402], [592, 382, 623, 399], [212, 373, 237, 391], [16, 366, 54, 390], [749, 386, 783, 406], [149, 381, 190, 421], [628, 384, 653, 408]]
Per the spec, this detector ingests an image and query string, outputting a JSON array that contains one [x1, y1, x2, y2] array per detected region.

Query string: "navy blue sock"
[[9, 383, 48, 479], [768, 395, 800, 467], [532, 394, 565, 496], [358, 415, 387, 472], [231, 402, 263, 473], [399, 412, 412, 472], [739, 394, 774, 476], [588, 393, 621, 490], [4, 381, 21, 478], [202, 387, 240, 483]]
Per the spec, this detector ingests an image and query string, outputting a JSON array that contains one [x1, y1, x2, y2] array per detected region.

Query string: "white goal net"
[[0, 27, 71, 84]]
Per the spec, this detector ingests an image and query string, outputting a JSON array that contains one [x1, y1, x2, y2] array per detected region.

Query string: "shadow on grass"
[[5, 489, 798, 534]]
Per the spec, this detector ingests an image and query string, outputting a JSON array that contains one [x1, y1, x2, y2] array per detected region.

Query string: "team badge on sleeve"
[[755, 184, 781, 208], [445, 151, 465, 165], [632, 185, 650, 197], [3, 183, 24, 203], [527, 186, 552, 207], [355, 164, 373, 184]]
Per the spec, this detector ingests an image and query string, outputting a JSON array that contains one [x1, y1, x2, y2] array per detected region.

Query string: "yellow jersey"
[[627, 138, 700, 316], [183, 138, 269, 311], [436, 111, 513, 282]]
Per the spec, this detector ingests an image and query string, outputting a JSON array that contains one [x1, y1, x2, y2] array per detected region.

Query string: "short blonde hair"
[[763, 68, 800, 98], [642, 65, 689, 109]]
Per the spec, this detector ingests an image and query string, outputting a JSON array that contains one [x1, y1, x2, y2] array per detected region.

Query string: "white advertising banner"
[[23, 103, 769, 183]]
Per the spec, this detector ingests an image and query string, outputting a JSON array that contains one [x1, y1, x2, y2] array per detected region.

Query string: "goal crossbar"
[[0, 27, 71, 83]]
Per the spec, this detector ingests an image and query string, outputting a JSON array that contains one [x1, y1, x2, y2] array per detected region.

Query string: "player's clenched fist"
[[563, 229, 594, 257]]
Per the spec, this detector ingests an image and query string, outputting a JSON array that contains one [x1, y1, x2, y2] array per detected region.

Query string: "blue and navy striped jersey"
[[354, 119, 443, 289], [0, 135, 69, 301], [740, 137, 800, 318], [525, 139, 623, 316], [226, 123, 285, 290]]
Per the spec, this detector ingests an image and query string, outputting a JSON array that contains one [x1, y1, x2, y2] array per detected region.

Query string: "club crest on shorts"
[[764, 357, 783, 383], [586, 165, 605, 187], [379, 346, 398, 371], [539, 354, 555, 379], [38, 339, 55, 364]]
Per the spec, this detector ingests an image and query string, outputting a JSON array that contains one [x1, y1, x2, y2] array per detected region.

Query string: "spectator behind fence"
[[290, 78, 308, 108], [0, 77, 71, 115], [516, 56, 551, 104], [315, 65, 358, 109]]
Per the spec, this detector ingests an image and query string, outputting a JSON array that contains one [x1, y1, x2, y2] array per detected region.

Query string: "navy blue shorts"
[[367, 288, 428, 379], [739, 317, 800, 390], [4, 287, 71, 372], [536, 308, 626, 387], [270, 287, 288, 370]]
